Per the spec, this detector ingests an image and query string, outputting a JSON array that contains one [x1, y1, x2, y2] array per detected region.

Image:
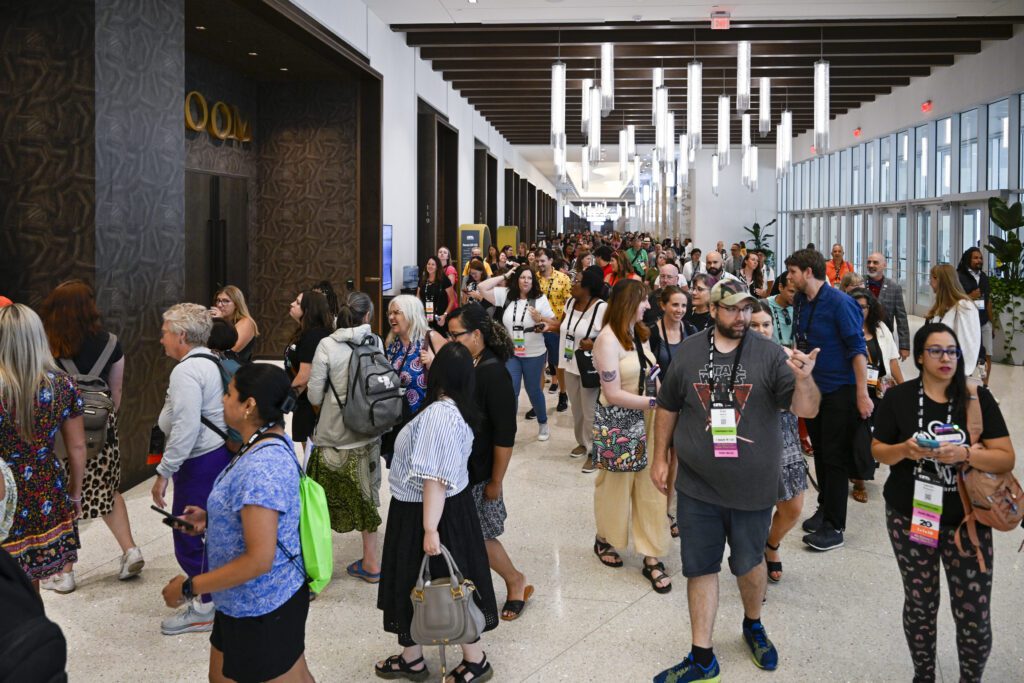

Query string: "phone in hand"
[[915, 436, 941, 449], [151, 504, 196, 532]]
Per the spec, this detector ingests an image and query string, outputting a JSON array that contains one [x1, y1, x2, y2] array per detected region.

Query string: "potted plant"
[[984, 196, 1024, 365], [743, 218, 777, 270]]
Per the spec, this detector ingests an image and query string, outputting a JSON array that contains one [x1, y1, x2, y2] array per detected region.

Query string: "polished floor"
[[46, 331, 1024, 682]]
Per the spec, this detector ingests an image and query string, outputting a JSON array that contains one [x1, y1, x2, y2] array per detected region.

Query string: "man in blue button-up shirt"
[[785, 249, 870, 552]]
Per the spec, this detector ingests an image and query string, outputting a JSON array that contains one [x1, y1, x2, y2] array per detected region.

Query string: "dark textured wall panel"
[[0, 0, 96, 301], [94, 0, 185, 488], [254, 82, 358, 358]]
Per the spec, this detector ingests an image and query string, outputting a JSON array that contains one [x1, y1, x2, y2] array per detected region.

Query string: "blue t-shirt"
[[793, 284, 866, 394], [206, 436, 304, 618]]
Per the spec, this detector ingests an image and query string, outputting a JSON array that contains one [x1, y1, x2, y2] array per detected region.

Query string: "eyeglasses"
[[447, 329, 472, 341], [718, 304, 754, 316], [857, 303, 870, 311], [214, 299, 232, 305], [923, 346, 961, 360]]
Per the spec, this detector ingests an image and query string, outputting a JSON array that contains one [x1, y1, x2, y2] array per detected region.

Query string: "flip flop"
[[347, 559, 381, 584], [500, 585, 535, 621]]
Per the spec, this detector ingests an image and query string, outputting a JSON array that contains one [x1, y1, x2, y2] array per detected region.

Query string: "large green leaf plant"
[[983, 197, 1024, 358], [744, 218, 777, 269]]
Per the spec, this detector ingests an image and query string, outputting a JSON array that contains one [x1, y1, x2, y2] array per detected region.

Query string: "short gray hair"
[[163, 303, 213, 346]]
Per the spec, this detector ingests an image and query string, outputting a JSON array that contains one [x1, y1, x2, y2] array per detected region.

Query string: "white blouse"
[[929, 299, 981, 377]]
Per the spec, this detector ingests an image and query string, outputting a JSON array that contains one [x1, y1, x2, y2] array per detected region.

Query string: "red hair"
[[38, 280, 102, 358]]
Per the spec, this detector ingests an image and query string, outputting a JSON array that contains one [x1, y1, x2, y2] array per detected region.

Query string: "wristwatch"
[[649, 398, 657, 409], [182, 577, 195, 601]]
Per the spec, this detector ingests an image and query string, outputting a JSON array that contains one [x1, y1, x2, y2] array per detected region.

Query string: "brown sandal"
[[851, 486, 868, 504], [593, 538, 623, 567]]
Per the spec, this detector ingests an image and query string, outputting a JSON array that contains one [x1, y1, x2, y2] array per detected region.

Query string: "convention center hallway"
[[46, 333, 1024, 682]]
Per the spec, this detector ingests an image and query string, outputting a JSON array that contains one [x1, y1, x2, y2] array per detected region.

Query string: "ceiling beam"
[[431, 55, 954, 71], [443, 67, 932, 82]]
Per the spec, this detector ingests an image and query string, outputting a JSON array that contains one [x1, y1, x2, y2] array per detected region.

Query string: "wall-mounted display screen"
[[382, 224, 393, 291]]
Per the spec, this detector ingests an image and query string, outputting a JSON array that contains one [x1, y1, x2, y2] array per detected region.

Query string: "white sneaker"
[[538, 423, 550, 441], [160, 598, 215, 635], [118, 547, 145, 580], [41, 570, 76, 594]]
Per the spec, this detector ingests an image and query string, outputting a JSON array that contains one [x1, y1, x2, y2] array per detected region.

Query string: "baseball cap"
[[710, 280, 756, 307]]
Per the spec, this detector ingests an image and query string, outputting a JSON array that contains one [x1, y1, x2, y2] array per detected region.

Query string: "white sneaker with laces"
[[118, 546, 145, 580], [538, 423, 550, 441], [41, 570, 76, 594], [161, 598, 215, 635]]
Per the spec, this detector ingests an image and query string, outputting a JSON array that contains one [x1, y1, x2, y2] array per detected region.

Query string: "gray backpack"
[[56, 334, 117, 460], [326, 335, 404, 437]]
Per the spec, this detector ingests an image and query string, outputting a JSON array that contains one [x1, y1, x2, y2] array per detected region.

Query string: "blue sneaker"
[[653, 653, 721, 683], [742, 621, 779, 671]]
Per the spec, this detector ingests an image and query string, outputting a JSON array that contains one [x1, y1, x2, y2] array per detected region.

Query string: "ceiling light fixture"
[[741, 113, 751, 152], [717, 94, 730, 168], [581, 145, 590, 191], [814, 29, 830, 154], [749, 146, 759, 191], [588, 85, 602, 162], [619, 128, 628, 181], [581, 77, 592, 135], [758, 77, 771, 137], [776, 106, 792, 178], [711, 153, 719, 196], [248, 51, 258, 56], [279, 67, 288, 72], [550, 61, 566, 149], [600, 43, 615, 115], [678, 133, 689, 187], [195, 25, 206, 30], [736, 41, 751, 113], [651, 67, 663, 127], [687, 31, 702, 150], [626, 124, 636, 159]]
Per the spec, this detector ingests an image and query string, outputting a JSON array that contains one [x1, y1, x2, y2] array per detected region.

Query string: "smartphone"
[[915, 437, 941, 449], [151, 504, 195, 532]]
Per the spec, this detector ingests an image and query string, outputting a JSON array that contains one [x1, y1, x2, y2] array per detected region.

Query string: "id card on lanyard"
[[707, 329, 745, 458], [512, 299, 528, 357], [910, 462, 943, 547]]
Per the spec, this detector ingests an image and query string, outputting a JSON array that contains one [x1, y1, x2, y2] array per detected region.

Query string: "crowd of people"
[[0, 229, 1017, 683]]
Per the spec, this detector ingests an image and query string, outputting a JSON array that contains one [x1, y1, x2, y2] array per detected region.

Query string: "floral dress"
[[386, 338, 428, 416], [0, 371, 83, 580]]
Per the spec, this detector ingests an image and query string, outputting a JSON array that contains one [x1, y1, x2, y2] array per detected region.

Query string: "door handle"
[[364, 276, 382, 283]]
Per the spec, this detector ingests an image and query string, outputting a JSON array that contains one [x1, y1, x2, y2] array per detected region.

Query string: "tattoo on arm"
[[600, 370, 618, 382]]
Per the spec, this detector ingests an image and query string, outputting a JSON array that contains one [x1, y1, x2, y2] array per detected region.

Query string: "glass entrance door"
[[915, 207, 933, 313]]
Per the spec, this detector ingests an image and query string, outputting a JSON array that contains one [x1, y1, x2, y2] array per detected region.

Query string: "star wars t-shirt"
[[657, 329, 795, 510]]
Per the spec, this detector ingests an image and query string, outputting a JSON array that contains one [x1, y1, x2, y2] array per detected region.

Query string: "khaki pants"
[[563, 372, 599, 452], [594, 466, 670, 558]]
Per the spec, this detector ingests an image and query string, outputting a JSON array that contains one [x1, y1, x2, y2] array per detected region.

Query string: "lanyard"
[[770, 303, 791, 343], [707, 327, 746, 394], [795, 294, 820, 340], [512, 298, 530, 328], [542, 273, 555, 300], [223, 421, 280, 475], [917, 381, 953, 434], [660, 317, 685, 360], [565, 297, 596, 336]]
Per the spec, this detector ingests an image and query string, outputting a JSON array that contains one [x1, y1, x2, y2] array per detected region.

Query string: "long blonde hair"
[[385, 295, 429, 347], [0, 304, 60, 443], [926, 263, 970, 320], [215, 285, 259, 337]]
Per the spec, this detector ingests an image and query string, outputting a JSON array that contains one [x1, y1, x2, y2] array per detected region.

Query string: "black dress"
[[419, 275, 452, 334], [284, 327, 331, 443]]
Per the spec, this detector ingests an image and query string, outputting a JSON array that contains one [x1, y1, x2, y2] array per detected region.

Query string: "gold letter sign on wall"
[[185, 91, 252, 143]]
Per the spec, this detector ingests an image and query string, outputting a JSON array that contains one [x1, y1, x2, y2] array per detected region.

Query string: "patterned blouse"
[[386, 337, 429, 416]]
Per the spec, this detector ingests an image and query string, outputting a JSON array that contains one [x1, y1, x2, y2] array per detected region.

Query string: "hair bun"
[[279, 391, 298, 414]]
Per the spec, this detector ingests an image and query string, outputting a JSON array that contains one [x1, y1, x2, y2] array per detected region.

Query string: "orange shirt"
[[826, 259, 854, 287]]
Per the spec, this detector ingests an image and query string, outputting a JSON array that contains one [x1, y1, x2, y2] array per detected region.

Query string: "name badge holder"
[[563, 333, 576, 361], [706, 328, 746, 459], [562, 298, 600, 363], [425, 298, 434, 317], [866, 365, 880, 387], [511, 300, 529, 358], [908, 385, 962, 547]]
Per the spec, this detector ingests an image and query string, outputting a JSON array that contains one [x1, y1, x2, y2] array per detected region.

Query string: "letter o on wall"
[[210, 101, 233, 140], [184, 91, 209, 132]]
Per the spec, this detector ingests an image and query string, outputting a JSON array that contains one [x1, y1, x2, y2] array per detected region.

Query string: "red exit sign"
[[711, 12, 730, 30]]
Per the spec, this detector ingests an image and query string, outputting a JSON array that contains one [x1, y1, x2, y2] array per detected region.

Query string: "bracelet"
[[963, 445, 972, 466], [69, 496, 82, 502]]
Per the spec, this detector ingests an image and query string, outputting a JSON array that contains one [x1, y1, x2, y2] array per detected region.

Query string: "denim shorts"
[[677, 492, 772, 578]]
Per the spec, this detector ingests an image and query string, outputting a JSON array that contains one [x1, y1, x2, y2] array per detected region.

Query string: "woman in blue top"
[[161, 364, 311, 683], [375, 344, 499, 683]]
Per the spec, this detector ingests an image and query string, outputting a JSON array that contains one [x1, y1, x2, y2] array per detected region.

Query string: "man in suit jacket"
[[863, 252, 910, 360]]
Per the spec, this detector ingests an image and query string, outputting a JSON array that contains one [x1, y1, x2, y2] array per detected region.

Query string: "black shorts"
[[677, 492, 772, 578], [210, 583, 309, 683]]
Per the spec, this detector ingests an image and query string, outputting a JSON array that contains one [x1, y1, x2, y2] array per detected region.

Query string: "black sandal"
[[668, 514, 679, 538], [500, 584, 535, 621], [593, 538, 623, 568], [642, 560, 672, 594], [447, 655, 493, 682], [375, 654, 430, 681], [765, 542, 783, 584]]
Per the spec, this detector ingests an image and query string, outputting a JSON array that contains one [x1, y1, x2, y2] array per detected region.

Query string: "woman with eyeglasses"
[[210, 286, 259, 363], [871, 322, 1014, 683], [683, 273, 714, 332], [927, 264, 981, 377]]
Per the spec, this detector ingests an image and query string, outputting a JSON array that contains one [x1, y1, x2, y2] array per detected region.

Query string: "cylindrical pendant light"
[[741, 113, 751, 151], [619, 128, 628, 181], [736, 41, 751, 113], [741, 147, 750, 187], [588, 86, 601, 162], [679, 133, 689, 186], [758, 77, 771, 137], [554, 144, 566, 183], [550, 62, 566, 149], [581, 77, 592, 135], [814, 59, 830, 154], [581, 145, 590, 191], [633, 156, 641, 194], [655, 86, 669, 158], [601, 43, 615, 115], [711, 153, 719, 196], [626, 124, 636, 159], [666, 112, 675, 181], [717, 94, 730, 168], [780, 109, 792, 176], [651, 68, 663, 126], [749, 146, 759, 191], [687, 61, 702, 150]]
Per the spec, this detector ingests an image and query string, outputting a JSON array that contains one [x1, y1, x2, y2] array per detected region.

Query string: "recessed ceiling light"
[[280, 67, 288, 71], [248, 51, 258, 56], [195, 25, 206, 30], [468, 0, 478, 3]]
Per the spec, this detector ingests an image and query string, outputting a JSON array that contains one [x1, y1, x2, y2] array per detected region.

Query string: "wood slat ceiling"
[[392, 18, 1022, 146]]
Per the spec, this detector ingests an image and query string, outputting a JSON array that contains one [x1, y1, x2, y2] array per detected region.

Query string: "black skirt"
[[377, 487, 499, 645]]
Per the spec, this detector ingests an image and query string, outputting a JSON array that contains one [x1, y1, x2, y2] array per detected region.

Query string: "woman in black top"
[[38, 280, 144, 588], [417, 255, 456, 334], [871, 323, 1014, 683], [647, 285, 697, 371], [284, 290, 334, 451], [446, 304, 534, 622], [683, 273, 713, 332]]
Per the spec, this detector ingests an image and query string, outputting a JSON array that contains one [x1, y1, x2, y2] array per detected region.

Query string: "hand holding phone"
[[915, 436, 941, 449], [151, 504, 196, 533]]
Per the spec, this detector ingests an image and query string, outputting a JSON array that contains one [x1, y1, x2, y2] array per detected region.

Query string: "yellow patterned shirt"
[[537, 270, 572, 319]]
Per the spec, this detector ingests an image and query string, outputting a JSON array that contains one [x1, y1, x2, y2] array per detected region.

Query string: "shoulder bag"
[[410, 544, 485, 645], [573, 301, 604, 389], [954, 380, 1024, 573], [591, 334, 649, 473]]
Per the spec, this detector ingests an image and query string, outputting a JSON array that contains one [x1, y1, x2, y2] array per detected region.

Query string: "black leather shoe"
[[801, 507, 825, 534]]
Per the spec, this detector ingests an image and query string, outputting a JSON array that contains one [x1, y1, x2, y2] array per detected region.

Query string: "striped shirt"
[[388, 399, 474, 502]]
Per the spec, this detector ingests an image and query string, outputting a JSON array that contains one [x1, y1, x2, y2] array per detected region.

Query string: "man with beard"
[[957, 247, 992, 385], [650, 280, 820, 683], [705, 250, 742, 288], [786, 248, 870, 552], [863, 252, 910, 360]]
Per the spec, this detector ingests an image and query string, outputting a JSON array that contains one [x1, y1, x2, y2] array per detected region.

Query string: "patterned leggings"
[[885, 507, 993, 683]]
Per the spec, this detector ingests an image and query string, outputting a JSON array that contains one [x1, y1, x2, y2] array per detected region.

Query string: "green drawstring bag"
[[296, 467, 333, 594]]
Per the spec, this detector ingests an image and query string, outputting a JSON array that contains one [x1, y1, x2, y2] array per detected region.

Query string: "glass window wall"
[[915, 124, 932, 199], [853, 213, 864, 271], [936, 117, 952, 196], [915, 209, 932, 309], [866, 140, 878, 204], [829, 152, 840, 207], [880, 136, 892, 203], [852, 144, 863, 205], [988, 99, 1009, 190], [960, 109, 979, 192], [840, 148, 852, 206], [897, 131, 910, 200], [810, 158, 819, 209]]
